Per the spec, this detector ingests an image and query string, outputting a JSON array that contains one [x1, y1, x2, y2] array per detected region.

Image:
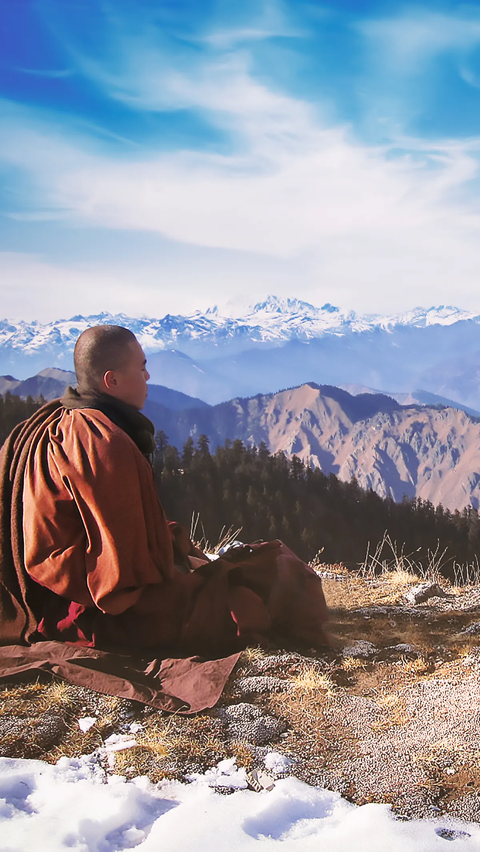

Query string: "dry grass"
[[355, 533, 451, 583], [321, 575, 410, 609], [314, 531, 480, 605], [111, 713, 257, 782], [0, 676, 258, 782], [342, 656, 367, 671], [399, 657, 431, 675], [190, 513, 243, 556], [111, 714, 231, 782], [268, 663, 336, 749]]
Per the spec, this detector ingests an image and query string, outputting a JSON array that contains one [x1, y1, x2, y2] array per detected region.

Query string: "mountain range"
[[3, 297, 476, 361], [5, 368, 480, 512], [3, 297, 480, 409]]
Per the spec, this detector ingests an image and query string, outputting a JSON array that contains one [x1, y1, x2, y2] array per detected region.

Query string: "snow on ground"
[[0, 753, 479, 852]]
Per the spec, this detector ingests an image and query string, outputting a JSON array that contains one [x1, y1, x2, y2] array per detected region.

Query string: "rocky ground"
[[2, 569, 480, 821]]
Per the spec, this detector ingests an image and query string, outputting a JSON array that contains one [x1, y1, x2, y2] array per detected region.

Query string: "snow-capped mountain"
[[1, 297, 479, 370], [2, 297, 480, 406]]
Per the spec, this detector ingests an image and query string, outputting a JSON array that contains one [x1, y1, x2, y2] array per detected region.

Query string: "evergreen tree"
[[154, 435, 480, 580], [0, 393, 43, 448]]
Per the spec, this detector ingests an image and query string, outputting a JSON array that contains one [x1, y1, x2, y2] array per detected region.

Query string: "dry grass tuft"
[[190, 513, 243, 557], [229, 741, 255, 769], [370, 695, 411, 731], [241, 647, 268, 666], [383, 569, 419, 586], [110, 718, 175, 782], [112, 713, 255, 782], [269, 663, 335, 735], [342, 657, 367, 671], [290, 666, 336, 697], [399, 657, 430, 675], [0, 681, 45, 715], [320, 574, 412, 611], [36, 681, 79, 710]]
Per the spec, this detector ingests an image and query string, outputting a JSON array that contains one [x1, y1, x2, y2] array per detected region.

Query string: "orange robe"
[[23, 408, 189, 647], [22, 408, 328, 654]]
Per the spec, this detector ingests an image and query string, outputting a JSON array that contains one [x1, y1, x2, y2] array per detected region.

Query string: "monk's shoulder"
[[55, 409, 139, 454]]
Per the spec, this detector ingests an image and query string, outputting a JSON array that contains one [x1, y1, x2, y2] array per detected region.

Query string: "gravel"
[[215, 703, 288, 745]]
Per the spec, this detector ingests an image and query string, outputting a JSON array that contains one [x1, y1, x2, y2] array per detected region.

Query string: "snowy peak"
[[1, 298, 480, 378], [378, 305, 480, 329], [204, 297, 480, 337], [217, 295, 342, 321], [250, 296, 319, 315], [250, 296, 341, 317]]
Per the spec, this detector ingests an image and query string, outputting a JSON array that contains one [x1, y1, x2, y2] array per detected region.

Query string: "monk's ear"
[[103, 370, 118, 390]]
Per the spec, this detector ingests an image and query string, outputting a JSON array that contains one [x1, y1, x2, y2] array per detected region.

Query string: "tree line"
[[0, 393, 42, 447], [154, 431, 480, 578]]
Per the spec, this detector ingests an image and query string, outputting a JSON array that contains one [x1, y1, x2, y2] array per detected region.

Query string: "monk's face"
[[105, 340, 150, 409]]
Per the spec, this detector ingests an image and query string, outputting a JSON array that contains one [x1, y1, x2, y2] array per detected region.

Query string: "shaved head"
[[74, 325, 138, 392]]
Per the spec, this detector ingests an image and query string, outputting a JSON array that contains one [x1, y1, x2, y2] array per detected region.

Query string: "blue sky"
[[1, 0, 480, 320]]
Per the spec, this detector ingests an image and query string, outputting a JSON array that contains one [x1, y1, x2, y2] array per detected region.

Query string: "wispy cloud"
[[2, 70, 480, 313], [359, 10, 480, 62], [2, 1, 480, 318], [199, 0, 306, 48], [6, 211, 71, 222], [3, 58, 479, 248], [358, 9, 480, 85]]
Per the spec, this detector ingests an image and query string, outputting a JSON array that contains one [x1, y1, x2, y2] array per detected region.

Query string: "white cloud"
[[358, 10, 480, 70], [4, 83, 478, 252], [0, 252, 127, 321], [3, 19, 480, 318], [199, 0, 306, 48]]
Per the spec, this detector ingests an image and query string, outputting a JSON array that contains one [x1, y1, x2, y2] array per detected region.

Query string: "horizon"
[[2, 1, 480, 320], [2, 296, 480, 326]]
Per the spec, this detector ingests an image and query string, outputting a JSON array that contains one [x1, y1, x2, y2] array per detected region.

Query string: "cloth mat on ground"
[[0, 641, 240, 714]]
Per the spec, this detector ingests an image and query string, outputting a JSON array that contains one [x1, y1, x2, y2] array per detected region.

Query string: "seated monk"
[[0, 325, 328, 657]]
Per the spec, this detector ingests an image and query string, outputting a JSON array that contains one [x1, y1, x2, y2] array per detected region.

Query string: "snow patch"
[[0, 755, 479, 851]]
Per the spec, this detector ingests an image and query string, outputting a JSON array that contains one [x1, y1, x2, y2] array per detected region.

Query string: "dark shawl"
[[61, 386, 156, 457]]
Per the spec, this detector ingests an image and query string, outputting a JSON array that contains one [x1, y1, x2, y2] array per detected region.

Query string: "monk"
[[0, 325, 328, 659]]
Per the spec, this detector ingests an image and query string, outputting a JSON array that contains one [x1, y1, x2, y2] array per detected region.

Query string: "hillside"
[[0, 369, 209, 411], [153, 383, 480, 512]]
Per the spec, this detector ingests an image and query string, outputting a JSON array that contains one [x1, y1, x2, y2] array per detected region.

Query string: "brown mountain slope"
[[335, 407, 480, 509], [158, 383, 480, 511]]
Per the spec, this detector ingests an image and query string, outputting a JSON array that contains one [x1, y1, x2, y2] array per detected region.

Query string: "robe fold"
[[0, 399, 328, 711]]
